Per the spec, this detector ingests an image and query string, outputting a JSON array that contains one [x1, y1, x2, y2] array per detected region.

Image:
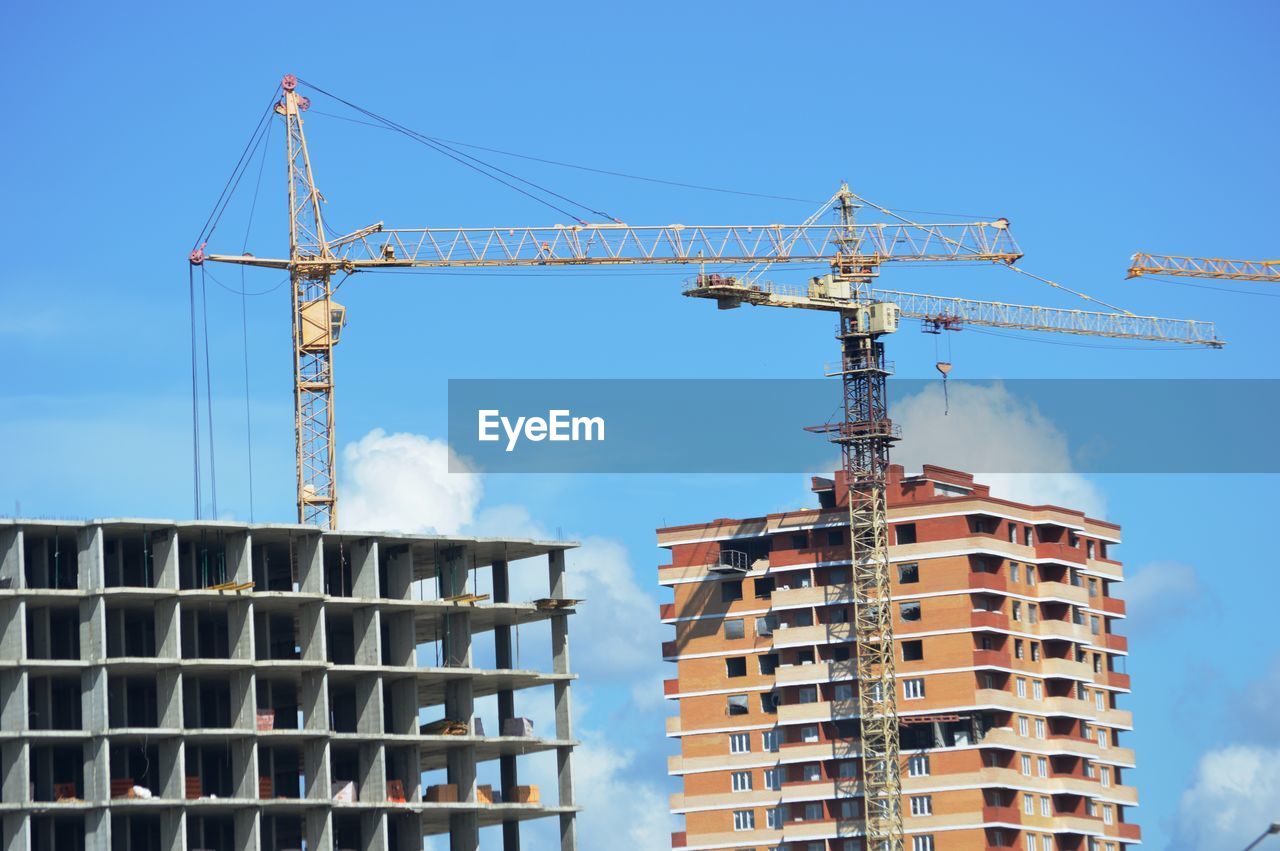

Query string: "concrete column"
[[296, 532, 324, 595], [353, 606, 381, 667], [2, 812, 30, 851], [443, 572, 477, 851], [160, 808, 185, 851], [305, 809, 333, 851], [83, 736, 109, 803], [492, 559, 520, 850], [153, 528, 179, 590], [358, 742, 386, 803], [77, 525, 103, 591], [361, 811, 389, 851], [301, 670, 330, 734], [0, 741, 28, 805], [0, 527, 22, 589], [227, 531, 252, 585], [235, 808, 260, 851], [549, 549, 578, 851], [382, 545, 413, 601], [84, 807, 110, 851], [350, 539, 379, 599], [0, 670, 25, 731], [355, 677, 384, 736], [158, 738, 184, 800], [0, 599, 24, 662], [300, 602, 328, 663]]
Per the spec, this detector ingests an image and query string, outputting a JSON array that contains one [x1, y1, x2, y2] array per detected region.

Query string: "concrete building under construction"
[[659, 465, 1138, 851], [0, 519, 579, 851]]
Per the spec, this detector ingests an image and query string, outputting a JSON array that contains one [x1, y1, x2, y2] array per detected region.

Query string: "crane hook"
[[936, 361, 952, 415]]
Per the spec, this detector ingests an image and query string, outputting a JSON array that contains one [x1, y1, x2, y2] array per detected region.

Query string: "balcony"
[[664, 678, 679, 697], [778, 699, 852, 726], [982, 805, 1021, 824], [1036, 542, 1086, 565], [775, 660, 856, 687], [973, 649, 1013, 668], [1039, 657, 1094, 680], [1102, 633, 1129, 652], [1037, 619, 1094, 643], [1098, 596, 1127, 616], [672, 831, 687, 848], [1117, 823, 1142, 841], [771, 623, 852, 648], [666, 715, 681, 735], [772, 584, 852, 610], [969, 572, 1008, 593], [981, 727, 1136, 766], [971, 610, 1010, 631], [1038, 580, 1089, 605], [1107, 672, 1132, 690], [662, 640, 677, 660], [659, 602, 676, 621]]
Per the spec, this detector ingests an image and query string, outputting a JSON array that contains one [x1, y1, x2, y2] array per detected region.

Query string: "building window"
[[756, 614, 777, 637], [759, 653, 779, 676], [1088, 577, 1098, 597], [1035, 718, 1046, 739], [764, 768, 781, 790], [767, 807, 783, 829], [804, 802, 822, 821], [1008, 524, 1018, 543], [1032, 680, 1043, 701], [910, 795, 933, 816], [729, 733, 751, 753], [1091, 615, 1101, 635], [834, 683, 854, 702], [1014, 639, 1024, 659], [1031, 642, 1041, 661], [1094, 654, 1103, 673], [1024, 528, 1034, 547], [1010, 562, 1021, 582], [732, 770, 753, 792], [902, 639, 924, 661], [733, 809, 755, 831], [827, 530, 843, 546], [722, 580, 744, 602], [1101, 767, 1111, 787], [1026, 563, 1036, 584], [791, 532, 808, 549], [904, 678, 925, 700], [724, 619, 745, 640], [1040, 796, 1051, 817], [898, 562, 920, 584], [802, 764, 821, 782], [1097, 728, 1109, 749], [1021, 755, 1032, 776], [1037, 757, 1048, 778], [1024, 792, 1034, 814], [830, 607, 849, 624], [801, 725, 819, 743], [1016, 677, 1027, 698], [838, 761, 857, 778], [1103, 805, 1114, 825], [727, 694, 749, 716], [726, 657, 748, 678], [900, 602, 922, 622], [755, 577, 775, 599], [1028, 604, 1038, 624], [913, 836, 935, 851], [761, 692, 778, 714], [762, 730, 780, 752], [798, 686, 818, 704], [1095, 690, 1106, 710], [1018, 716, 1029, 736], [896, 523, 918, 545], [908, 754, 930, 776], [1085, 760, 1096, 779], [1012, 601, 1022, 622]]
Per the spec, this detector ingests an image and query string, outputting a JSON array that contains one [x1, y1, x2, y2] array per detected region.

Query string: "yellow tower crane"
[[1127, 252, 1280, 282], [191, 75, 1224, 851]]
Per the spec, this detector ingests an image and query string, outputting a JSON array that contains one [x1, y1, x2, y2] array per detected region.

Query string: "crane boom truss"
[[205, 220, 1021, 270], [1127, 252, 1280, 282]]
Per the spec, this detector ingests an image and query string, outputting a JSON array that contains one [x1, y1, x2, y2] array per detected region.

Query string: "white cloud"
[[893, 382, 1105, 516], [339, 429, 674, 849], [340, 428, 482, 534], [1171, 746, 1280, 850], [1123, 561, 1208, 634]]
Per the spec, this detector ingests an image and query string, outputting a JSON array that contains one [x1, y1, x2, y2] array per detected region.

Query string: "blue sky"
[[2, 1, 1278, 848]]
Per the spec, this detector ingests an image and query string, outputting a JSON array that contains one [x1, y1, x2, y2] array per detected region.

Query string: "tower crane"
[[191, 75, 1223, 851], [1127, 252, 1280, 282]]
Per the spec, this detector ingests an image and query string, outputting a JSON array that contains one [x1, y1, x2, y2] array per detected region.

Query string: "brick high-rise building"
[[659, 466, 1137, 851]]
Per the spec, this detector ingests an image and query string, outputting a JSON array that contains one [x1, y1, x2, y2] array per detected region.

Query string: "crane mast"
[[192, 76, 1224, 851]]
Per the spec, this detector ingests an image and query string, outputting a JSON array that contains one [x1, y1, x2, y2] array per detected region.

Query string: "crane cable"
[[298, 79, 618, 225], [846, 190, 1137, 316]]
